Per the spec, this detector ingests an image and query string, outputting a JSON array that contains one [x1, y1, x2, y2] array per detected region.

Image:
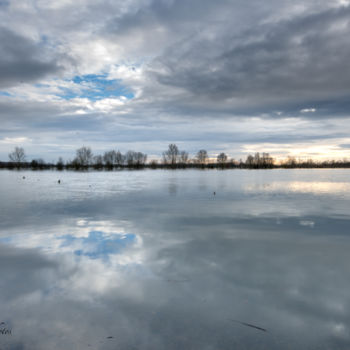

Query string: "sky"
[[1, 0, 350, 162]]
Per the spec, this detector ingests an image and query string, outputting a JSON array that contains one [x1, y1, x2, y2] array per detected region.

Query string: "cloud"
[[1, 0, 350, 159], [147, 5, 350, 116], [301, 108, 316, 113], [0, 27, 62, 88]]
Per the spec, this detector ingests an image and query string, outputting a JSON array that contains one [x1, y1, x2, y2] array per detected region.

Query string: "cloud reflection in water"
[[1, 170, 350, 349]]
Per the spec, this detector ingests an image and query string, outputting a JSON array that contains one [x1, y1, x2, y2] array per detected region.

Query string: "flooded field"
[[1, 169, 350, 349]]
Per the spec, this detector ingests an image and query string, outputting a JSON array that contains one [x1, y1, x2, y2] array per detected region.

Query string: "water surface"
[[1, 169, 350, 349]]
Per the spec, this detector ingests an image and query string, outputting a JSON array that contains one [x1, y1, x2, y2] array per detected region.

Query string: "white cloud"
[[300, 108, 317, 113], [0, 137, 31, 144]]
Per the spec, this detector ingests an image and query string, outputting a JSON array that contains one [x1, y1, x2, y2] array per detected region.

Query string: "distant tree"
[[9, 147, 26, 163], [56, 157, 64, 170], [93, 155, 103, 169], [150, 159, 158, 168], [245, 154, 254, 167], [134, 152, 147, 166], [179, 151, 189, 164], [245, 152, 274, 168], [229, 158, 236, 166], [103, 150, 117, 167], [75, 146, 93, 167], [125, 151, 147, 167], [254, 152, 260, 165], [163, 144, 179, 165], [283, 156, 297, 167], [196, 149, 208, 164], [126, 151, 135, 166], [261, 152, 274, 168], [217, 152, 228, 167], [103, 150, 125, 167], [9, 147, 26, 167], [115, 151, 124, 166], [31, 158, 45, 169]]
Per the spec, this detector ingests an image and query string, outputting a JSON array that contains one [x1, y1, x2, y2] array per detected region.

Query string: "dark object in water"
[[0, 323, 12, 335], [58, 179, 61, 184], [229, 319, 267, 332], [213, 191, 216, 195], [22, 176, 25, 179], [107, 336, 114, 339]]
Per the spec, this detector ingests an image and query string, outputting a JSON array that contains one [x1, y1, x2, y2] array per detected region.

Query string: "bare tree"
[[217, 152, 228, 166], [9, 147, 26, 167], [134, 152, 147, 166], [115, 151, 124, 166], [196, 149, 208, 164], [31, 158, 45, 169], [93, 155, 103, 169], [56, 157, 64, 170], [261, 152, 274, 167], [103, 150, 117, 167], [245, 154, 254, 167], [163, 144, 179, 165], [125, 151, 147, 167], [75, 146, 93, 166], [245, 152, 274, 168], [179, 151, 189, 164], [283, 156, 297, 167]]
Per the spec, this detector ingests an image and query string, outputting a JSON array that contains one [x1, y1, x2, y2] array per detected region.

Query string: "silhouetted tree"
[[134, 152, 147, 166], [93, 155, 103, 169], [217, 152, 228, 167], [31, 158, 45, 169], [9, 147, 26, 167], [150, 159, 158, 169], [179, 151, 189, 164], [103, 150, 125, 167], [115, 151, 124, 166], [75, 146, 93, 167], [103, 150, 117, 167], [56, 157, 64, 170], [196, 149, 208, 164], [254, 152, 260, 165], [245, 152, 274, 168], [125, 151, 147, 167], [163, 144, 180, 165], [245, 154, 254, 167], [283, 156, 297, 167], [261, 152, 274, 168]]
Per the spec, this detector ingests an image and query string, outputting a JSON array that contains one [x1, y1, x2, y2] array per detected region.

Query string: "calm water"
[[1, 169, 350, 349]]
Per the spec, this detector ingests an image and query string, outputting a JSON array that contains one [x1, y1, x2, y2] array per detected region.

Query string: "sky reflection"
[[1, 169, 350, 349]]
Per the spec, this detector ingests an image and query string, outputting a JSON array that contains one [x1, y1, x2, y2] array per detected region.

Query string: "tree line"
[[2, 144, 350, 170]]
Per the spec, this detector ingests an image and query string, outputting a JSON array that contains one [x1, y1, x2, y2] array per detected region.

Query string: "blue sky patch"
[[58, 74, 134, 101], [0, 91, 11, 97], [60, 230, 136, 260]]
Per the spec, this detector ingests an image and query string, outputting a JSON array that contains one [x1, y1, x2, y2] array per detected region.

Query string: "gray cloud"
[[0, 27, 62, 88], [1, 1, 350, 160], [149, 5, 350, 116]]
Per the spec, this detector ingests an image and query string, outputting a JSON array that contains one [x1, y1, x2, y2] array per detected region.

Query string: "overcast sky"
[[1, 0, 350, 162]]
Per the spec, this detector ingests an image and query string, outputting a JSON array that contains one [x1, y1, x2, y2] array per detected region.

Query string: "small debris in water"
[[213, 191, 216, 195], [0, 321, 12, 335], [107, 336, 114, 339], [58, 179, 61, 184], [229, 319, 267, 332]]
